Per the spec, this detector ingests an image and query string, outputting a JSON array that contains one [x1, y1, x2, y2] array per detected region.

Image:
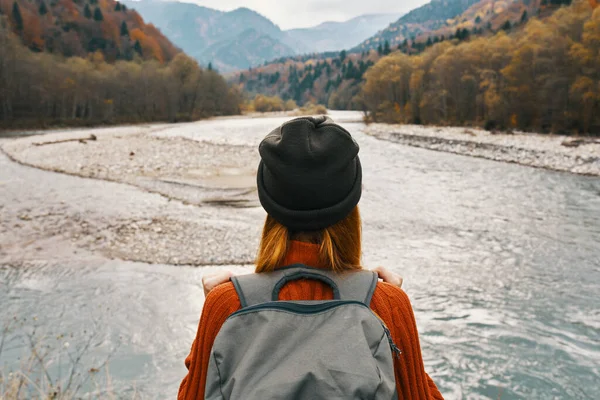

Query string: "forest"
[[361, 0, 599, 134], [0, 0, 179, 62], [237, 0, 598, 134], [0, 0, 240, 128]]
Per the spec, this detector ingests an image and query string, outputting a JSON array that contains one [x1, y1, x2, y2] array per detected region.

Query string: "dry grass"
[[291, 103, 328, 116], [0, 319, 133, 400]]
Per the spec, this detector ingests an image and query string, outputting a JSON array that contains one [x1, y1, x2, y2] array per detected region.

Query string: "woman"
[[179, 116, 443, 399]]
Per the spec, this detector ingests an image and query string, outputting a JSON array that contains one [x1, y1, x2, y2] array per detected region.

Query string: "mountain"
[[202, 28, 297, 72], [121, 1, 402, 71], [0, 0, 179, 62], [354, 0, 481, 50], [122, 0, 306, 71], [286, 13, 404, 53]]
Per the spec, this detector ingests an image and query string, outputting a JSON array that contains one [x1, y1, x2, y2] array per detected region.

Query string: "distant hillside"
[[232, 0, 576, 110], [410, 0, 543, 43], [360, 0, 599, 134], [354, 0, 481, 51], [0, 0, 179, 62], [122, 1, 304, 71], [286, 13, 403, 53]]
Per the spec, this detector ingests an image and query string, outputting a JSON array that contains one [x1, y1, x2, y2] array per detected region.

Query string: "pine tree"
[[475, 15, 481, 24], [377, 43, 383, 55], [383, 40, 391, 55], [462, 28, 470, 40], [502, 20, 511, 31], [120, 21, 129, 36], [521, 10, 528, 23], [39, 1, 48, 15], [12, 2, 23, 31], [84, 4, 92, 18], [115, 2, 121, 11], [208, 62, 213, 71], [426, 37, 433, 46], [133, 40, 142, 56], [93, 7, 103, 21], [339, 49, 346, 62]]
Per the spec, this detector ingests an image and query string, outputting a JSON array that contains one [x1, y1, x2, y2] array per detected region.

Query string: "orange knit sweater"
[[179, 241, 444, 399]]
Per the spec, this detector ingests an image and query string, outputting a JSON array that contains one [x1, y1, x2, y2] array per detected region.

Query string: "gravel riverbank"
[[1, 125, 264, 267], [364, 124, 600, 176]]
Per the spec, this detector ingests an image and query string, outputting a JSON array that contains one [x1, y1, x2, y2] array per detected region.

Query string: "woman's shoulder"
[[370, 282, 420, 341], [203, 282, 242, 316], [370, 281, 414, 313]]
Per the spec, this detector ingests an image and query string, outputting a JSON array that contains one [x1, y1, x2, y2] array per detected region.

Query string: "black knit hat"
[[257, 115, 362, 231]]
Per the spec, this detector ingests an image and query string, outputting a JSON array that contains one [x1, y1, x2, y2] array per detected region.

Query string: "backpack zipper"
[[382, 324, 402, 358], [229, 301, 402, 357]]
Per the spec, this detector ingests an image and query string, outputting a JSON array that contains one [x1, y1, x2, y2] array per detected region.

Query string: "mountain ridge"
[[353, 0, 481, 51], [121, 0, 402, 71]]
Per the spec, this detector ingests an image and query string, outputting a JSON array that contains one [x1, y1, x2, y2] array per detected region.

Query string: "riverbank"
[[364, 124, 600, 176], [0, 124, 263, 267]]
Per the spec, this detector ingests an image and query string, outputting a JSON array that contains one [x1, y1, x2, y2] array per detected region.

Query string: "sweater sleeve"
[[178, 282, 241, 400], [370, 282, 444, 400]]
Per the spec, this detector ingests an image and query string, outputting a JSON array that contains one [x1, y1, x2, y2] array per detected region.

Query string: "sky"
[[187, 0, 429, 30]]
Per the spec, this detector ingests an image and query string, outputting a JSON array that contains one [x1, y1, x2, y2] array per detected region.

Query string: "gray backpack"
[[205, 264, 400, 400]]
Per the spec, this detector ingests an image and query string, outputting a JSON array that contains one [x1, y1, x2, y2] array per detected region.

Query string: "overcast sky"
[[185, 0, 429, 30]]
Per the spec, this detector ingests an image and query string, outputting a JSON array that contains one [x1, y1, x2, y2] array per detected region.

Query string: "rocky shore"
[[1, 125, 264, 267], [364, 124, 600, 176]]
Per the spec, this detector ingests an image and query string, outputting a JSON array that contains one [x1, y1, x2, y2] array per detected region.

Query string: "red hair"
[[256, 207, 362, 273]]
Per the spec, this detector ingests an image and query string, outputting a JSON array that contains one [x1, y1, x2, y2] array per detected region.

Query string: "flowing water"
[[1, 112, 599, 399]]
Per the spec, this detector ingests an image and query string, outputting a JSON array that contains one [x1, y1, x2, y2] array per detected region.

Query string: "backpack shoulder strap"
[[231, 264, 378, 308]]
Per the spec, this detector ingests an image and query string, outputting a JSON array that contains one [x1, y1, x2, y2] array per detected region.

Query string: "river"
[[1, 112, 599, 399]]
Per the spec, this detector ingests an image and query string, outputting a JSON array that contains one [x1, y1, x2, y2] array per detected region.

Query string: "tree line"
[[360, 1, 600, 135], [239, 52, 376, 110], [0, 17, 241, 128]]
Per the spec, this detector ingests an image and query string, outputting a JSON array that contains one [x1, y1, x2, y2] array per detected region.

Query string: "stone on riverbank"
[[365, 124, 600, 176]]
